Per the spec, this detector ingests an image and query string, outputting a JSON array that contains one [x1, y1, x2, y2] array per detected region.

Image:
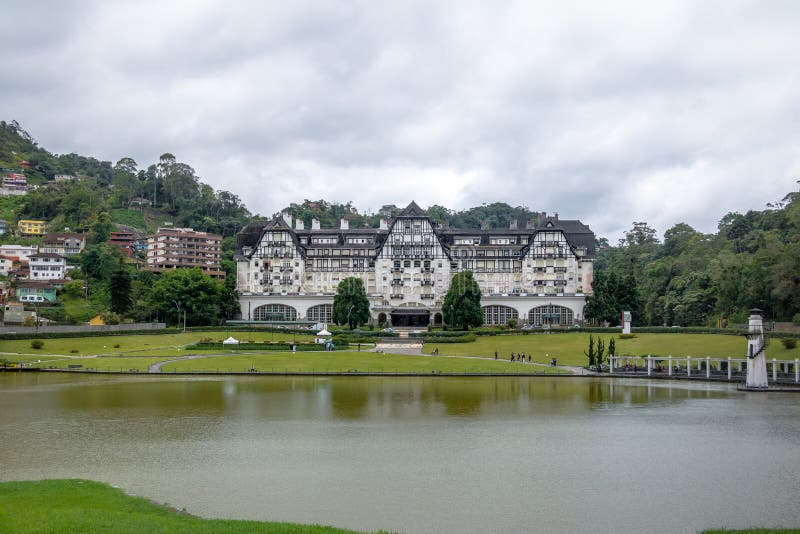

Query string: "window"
[[482, 305, 518, 325]]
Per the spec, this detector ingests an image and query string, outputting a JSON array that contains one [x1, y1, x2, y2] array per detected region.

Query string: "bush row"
[[424, 334, 476, 343], [191, 342, 329, 351]]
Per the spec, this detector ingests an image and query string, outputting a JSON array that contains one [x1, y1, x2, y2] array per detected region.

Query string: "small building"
[[28, 252, 67, 280], [15, 282, 58, 303], [18, 219, 46, 236], [0, 245, 38, 262], [107, 230, 136, 256], [2, 303, 35, 324], [3, 172, 28, 189], [0, 256, 12, 276], [54, 174, 76, 182], [42, 233, 85, 256], [129, 197, 152, 209]]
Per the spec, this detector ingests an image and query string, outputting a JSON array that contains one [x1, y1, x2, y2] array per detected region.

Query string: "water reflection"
[[1, 373, 798, 534], [1, 373, 735, 422]]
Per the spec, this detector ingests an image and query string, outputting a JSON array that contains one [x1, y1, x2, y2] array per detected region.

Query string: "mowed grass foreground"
[[424, 333, 800, 367], [3, 331, 797, 374], [0, 479, 369, 534]]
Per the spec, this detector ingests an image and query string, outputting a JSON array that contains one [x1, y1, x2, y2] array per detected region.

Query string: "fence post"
[[727, 357, 732, 381], [795, 359, 799, 383], [647, 356, 652, 377], [772, 358, 777, 382], [687, 356, 691, 377], [706, 356, 710, 379], [668, 356, 672, 376]]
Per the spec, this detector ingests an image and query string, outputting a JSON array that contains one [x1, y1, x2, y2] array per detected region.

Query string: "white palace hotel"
[[235, 202, 595, 328]]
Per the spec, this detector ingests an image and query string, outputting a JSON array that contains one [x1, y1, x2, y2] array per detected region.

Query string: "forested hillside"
[[585, 185, 800, 326], [0, 120, 251, 241], [281, 200, 540, 230]]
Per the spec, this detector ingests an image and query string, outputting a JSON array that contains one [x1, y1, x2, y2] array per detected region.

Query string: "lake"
[[1, 373, 799, 533]]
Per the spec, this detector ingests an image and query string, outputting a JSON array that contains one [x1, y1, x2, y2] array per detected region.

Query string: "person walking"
[[495, 351, 498, 360]]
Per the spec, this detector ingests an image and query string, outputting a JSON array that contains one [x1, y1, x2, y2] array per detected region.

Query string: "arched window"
[[253, 304, 297, 321], [528, 305, 573, 327], [482, 305, 518, 325], [307, 304, 332, 323]]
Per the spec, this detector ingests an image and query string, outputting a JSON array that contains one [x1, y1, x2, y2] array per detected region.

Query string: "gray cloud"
[[1, 0, 798, 241]]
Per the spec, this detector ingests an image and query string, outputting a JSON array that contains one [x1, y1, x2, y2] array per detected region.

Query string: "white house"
[[28, 252, 68, 280]]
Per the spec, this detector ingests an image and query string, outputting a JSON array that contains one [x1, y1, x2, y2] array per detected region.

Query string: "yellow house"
[[88, 315, 106, 326], [18, 219, 46, 236]]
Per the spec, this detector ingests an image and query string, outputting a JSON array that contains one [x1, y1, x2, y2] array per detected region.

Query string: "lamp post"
[[173, 300, 186, 333]]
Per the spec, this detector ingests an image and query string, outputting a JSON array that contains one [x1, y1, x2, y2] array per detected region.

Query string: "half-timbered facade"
[[236, 202, 595, 327]]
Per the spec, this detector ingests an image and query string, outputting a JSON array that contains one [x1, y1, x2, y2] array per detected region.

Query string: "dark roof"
[[44, 233, 84, 244], [397, 201, 426, 217]]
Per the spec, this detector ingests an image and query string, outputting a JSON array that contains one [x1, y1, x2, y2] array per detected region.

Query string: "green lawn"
[[159, 351, 568, 374], [0, 331, 315, 357], [423, 333, 800, 367], [0, 479, 368, 534]]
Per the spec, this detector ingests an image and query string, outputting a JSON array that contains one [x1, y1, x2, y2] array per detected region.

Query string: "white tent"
[[315, 329, 332, 344], [222, 336, 240, 345]]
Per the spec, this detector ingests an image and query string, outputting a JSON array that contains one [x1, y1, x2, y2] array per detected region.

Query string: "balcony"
[[391, 267, 404, 273], [420, 294, 434, 300], [421, 280, 434, 286], [421, 267, 434, 273], [390, 294, 404, 299], [391, 280, 404, 286]]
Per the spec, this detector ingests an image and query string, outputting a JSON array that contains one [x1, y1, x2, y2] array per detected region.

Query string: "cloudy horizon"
[[2, 0, 798, 242]]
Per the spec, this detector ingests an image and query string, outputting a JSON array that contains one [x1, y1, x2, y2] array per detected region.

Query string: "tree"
[[218, 259, 240, 321], [148, 268, 223, 326], [585, 334, 596, 367], [442, 271, 482, 330], [332, 277, 370, 329], [108, 259, 133, 314]]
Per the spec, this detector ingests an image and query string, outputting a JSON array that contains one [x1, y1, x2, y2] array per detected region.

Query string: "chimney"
[[509, 219, 517, 230], [553, 212, 559, 221], [379, 219, 388, 230], [340, 219, 349, 230], [311, 219, 320, 230], [281, 212, 293, 227], [295, 219, 304, 230]]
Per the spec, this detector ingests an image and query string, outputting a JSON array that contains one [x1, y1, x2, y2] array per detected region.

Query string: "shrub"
[[781, 338, 797, 349], [30, 340, 44, 350], [507, 318, 518, 330], [70, 349, 79, 354], [113, 344, 120, 348], [619, 334, 637, 339], [793, 313, 800, 326]]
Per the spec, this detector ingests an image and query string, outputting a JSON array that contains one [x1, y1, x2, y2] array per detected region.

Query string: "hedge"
[[409, 331, 470, 338], [190, 342, 329, 351], [424, 334, 476, 343], [329, 329, 398, 338]]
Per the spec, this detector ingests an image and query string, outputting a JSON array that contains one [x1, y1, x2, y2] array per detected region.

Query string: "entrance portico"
[[390, 308, 431, 327]]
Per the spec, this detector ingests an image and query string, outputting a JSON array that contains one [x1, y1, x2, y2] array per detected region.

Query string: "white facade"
[[0, 244, 38, 261], [0, 257, 12, 275], [236, 202, 595, 327], [28, 253, 67, 280]]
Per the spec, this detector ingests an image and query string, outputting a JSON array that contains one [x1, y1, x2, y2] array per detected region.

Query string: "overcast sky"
[[1, 1, 798, 242]]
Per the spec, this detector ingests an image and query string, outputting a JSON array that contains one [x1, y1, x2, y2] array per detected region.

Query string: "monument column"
[[745, 309, 768, 389]]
